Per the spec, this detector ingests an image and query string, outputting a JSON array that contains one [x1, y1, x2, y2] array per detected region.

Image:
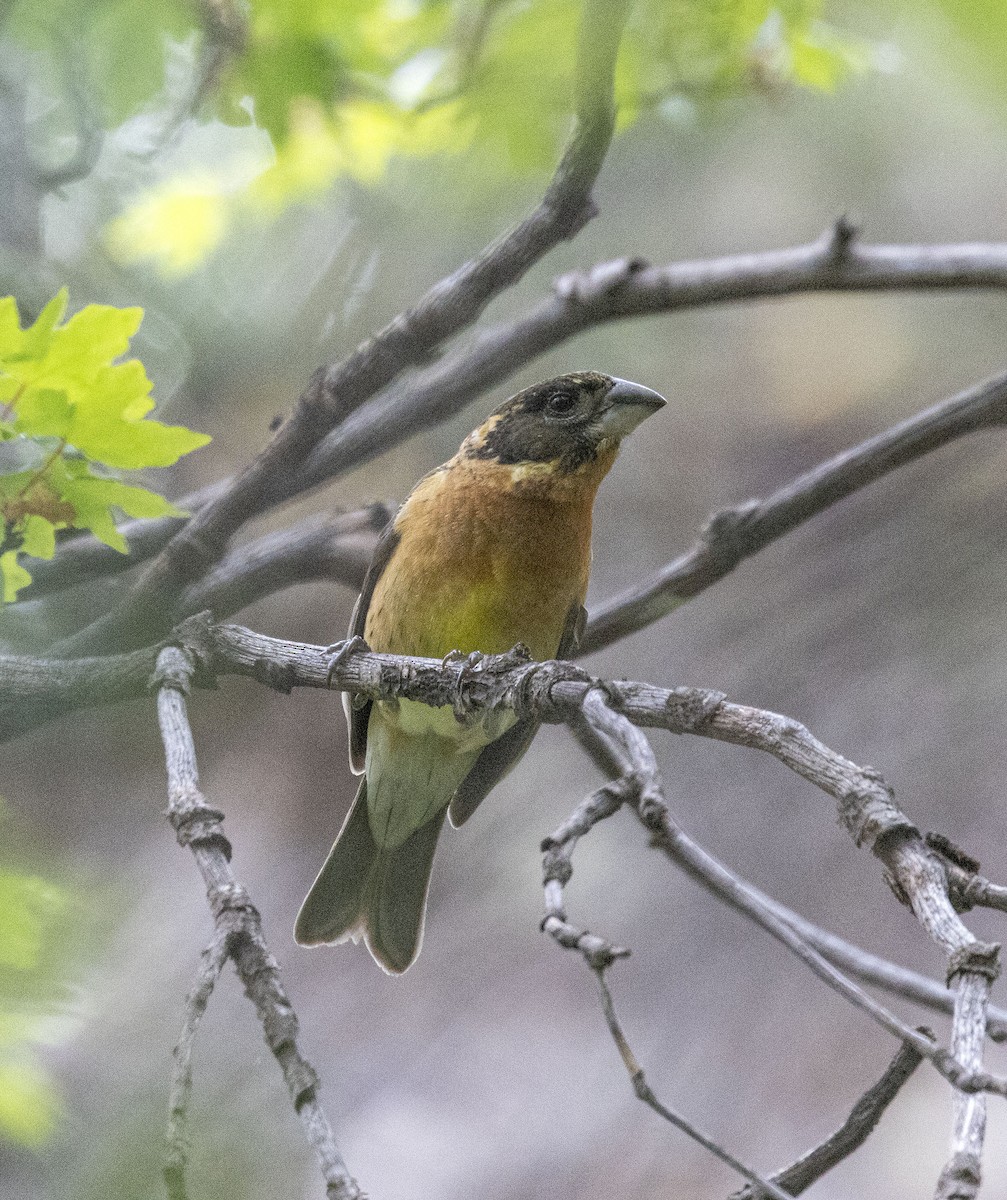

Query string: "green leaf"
[[20, 515, 56, 561], [0, 551, 32, 602], [56, 473, 184, 552], [66, 361, 211, 468]]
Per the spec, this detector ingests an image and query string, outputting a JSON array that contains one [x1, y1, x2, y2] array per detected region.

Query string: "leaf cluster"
[[0, 292, 210, 601], [7, 0, 870, 275]]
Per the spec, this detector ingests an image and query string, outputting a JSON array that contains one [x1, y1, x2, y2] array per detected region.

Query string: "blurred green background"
[[3, 1, 1007, 1197]]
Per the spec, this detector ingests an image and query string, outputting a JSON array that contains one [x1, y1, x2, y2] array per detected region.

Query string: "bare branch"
[[174, 504, 388, 622], [582, 368, 1007, 653], [295, 233, 1007, 499], [560, 691, 976, 1095], [594, 966, 795, 1200], [732, 1037, 925, 1199], [153, 645, 363, 1200], [165, 930, 229, 1200], [8, 627, 1006, 1097], [548, 689, 938, 1193], [22, 234, 1007, 612], [55, 0, 633, 655]]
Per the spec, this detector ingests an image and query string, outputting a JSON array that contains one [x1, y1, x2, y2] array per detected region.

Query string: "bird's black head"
[[462, 372, 666, 473]]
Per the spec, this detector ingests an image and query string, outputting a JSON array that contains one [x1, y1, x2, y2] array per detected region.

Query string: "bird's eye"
[[545, 391, 578, 417]]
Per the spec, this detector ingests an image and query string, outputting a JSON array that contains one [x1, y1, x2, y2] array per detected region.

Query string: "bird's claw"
[[441, 648, 485, 671], [325, 635, 369, 689]]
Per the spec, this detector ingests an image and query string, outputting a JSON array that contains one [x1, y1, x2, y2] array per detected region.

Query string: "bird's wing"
[[447, 601, 586, 828], [344, 518, 401, 773]]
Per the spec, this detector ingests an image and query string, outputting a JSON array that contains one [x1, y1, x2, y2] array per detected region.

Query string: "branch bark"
[[153, 645, 363, 1200], [582, 367, 1007, 652], [18, 231, 1007, 617]]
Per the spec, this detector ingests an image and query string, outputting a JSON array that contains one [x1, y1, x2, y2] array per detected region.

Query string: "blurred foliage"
[[0, 291, 211, 600], [928, 0, 1007, 98], [0, 806, 78, 1148], [4, 1, 871, 276]]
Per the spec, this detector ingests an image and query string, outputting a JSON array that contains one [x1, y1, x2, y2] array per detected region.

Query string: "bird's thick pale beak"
[[599, 377, 667, 438]]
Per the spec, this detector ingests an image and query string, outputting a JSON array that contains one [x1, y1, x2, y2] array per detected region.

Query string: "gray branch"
[[6, 623, 1003, 1076], [174, 504, 388, 622], [19, 228, 1007, 617], [54, 0, 633, 656], [582, 366, 1007, 652], [732, 1038, 925, 1199], [153, 645, 363, 1200], [165, 929, 229, 1200], [294, 227, 1007, 503], [546, 687, 930, 1196]]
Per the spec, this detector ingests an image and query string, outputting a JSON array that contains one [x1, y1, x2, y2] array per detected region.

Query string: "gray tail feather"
[[294, 779, 447, 975]]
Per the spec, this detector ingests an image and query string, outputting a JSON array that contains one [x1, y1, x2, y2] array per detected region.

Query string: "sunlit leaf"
[[0, 293, 209, 596]]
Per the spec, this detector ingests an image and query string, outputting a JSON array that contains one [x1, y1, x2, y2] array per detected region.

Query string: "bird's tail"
[[294, 779, 446, 974]]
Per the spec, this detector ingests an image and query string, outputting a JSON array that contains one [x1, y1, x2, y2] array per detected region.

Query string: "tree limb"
[[731, 1037, 925, 1199], [293, 228, 1007, 503], [582, 367, 1007, 652], [153, 645, 363, 1200], [19, 230, 1007, 615]]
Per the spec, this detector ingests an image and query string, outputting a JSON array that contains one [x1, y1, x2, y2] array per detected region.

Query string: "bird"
[[294, 371, 665, 973]]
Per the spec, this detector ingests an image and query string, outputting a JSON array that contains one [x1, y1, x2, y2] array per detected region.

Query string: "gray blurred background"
[[4, 2, 1007, 1197]]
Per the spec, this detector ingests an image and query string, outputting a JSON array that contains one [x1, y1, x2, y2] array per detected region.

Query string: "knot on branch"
[[166, 789, 232, 859], [823, 213, 859, 263], [926, 831, 981, 875], [208, 881, 257, 922], [150, 645, 196, 694], [553, 255, 650, 305], [934, 1151, 982, 1200], [838, 767, 913, 849], [541, 914, 629, 969], [699, 500, 763, 569], [947, 941, 1001, 987], [255, 657, 298, 694], [508, 656, 594, 722], [663, 686, 726, 732], [542, 844, 574, 887]]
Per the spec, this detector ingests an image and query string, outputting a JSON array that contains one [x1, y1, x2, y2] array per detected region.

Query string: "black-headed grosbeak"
[[295, 371, 665, 973]]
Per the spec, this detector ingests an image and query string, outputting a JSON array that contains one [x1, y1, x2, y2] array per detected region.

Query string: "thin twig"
[[594, 966, 796, 1200], [731, 1037, 925, 1199], [581, 367, 1007, 652], [153, 645, 363, 1200], [550, 692, 927, 1197], [164, 929, 229, 1200]]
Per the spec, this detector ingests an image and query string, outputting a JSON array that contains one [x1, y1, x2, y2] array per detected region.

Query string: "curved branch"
[[55, 0, 633, 655], [5, 623, 1005, 1057], [174, 505, 388, 622], [22, 231, 1007, 611], [581, 367, 1007, 653]]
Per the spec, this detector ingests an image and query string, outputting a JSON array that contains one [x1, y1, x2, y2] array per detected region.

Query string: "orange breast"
[[364, 449, 615, 661]]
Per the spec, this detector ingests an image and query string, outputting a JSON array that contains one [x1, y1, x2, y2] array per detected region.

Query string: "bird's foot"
[[441, 650, 490, 721], [441, 648, 485, 671], [324, 635, 369, 689]]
